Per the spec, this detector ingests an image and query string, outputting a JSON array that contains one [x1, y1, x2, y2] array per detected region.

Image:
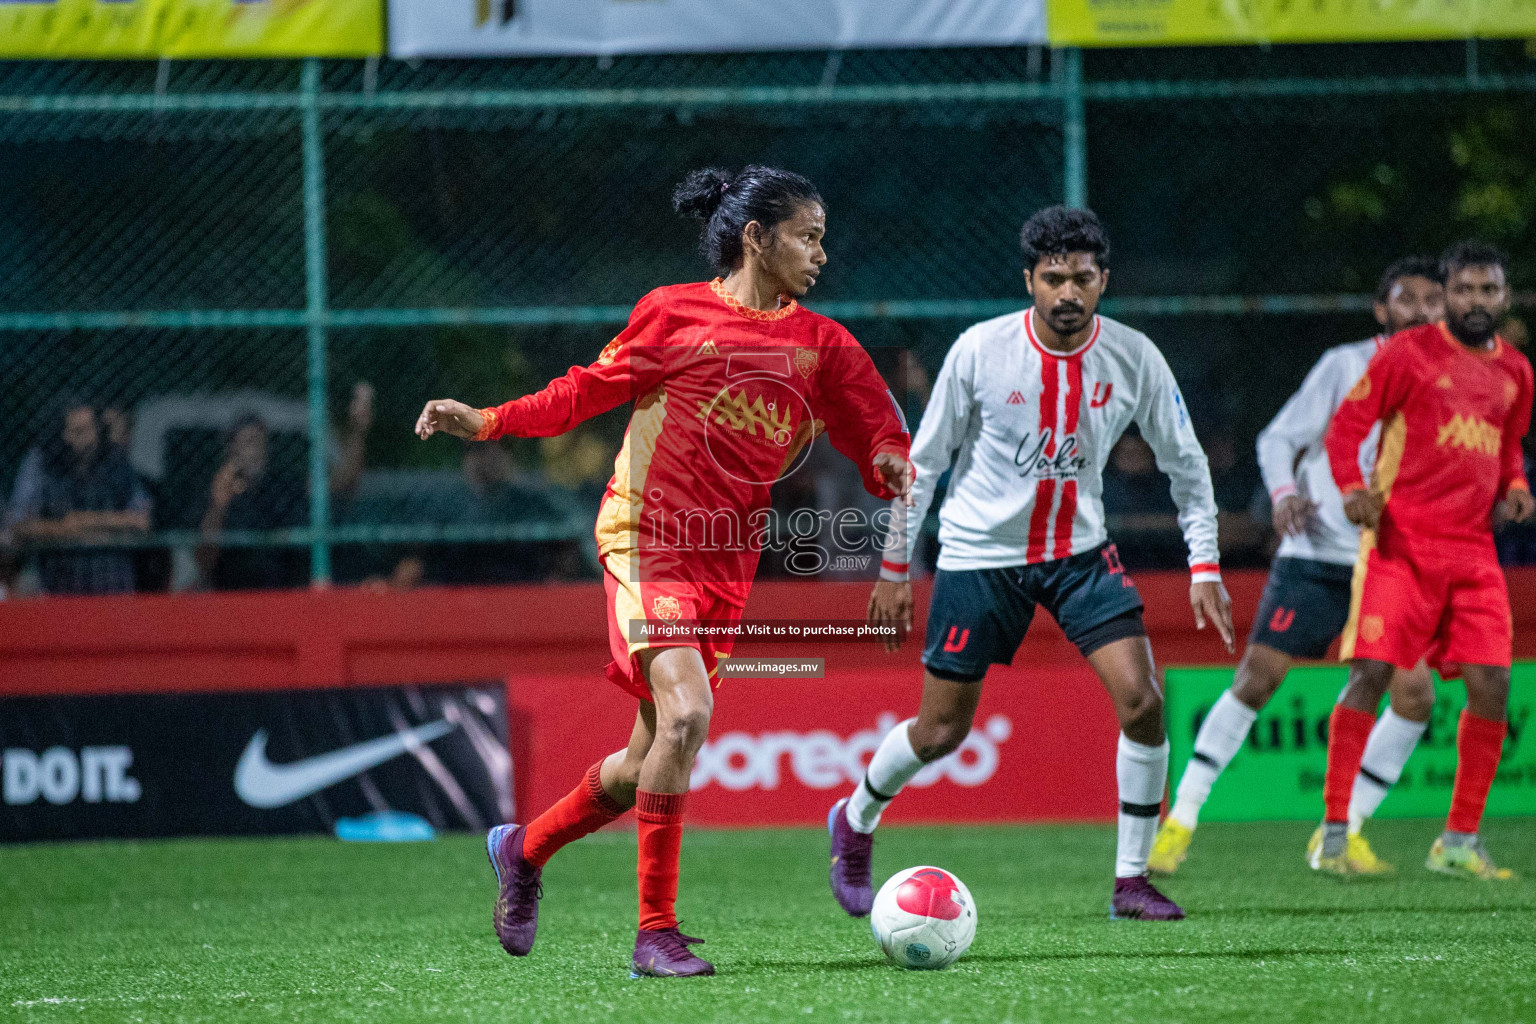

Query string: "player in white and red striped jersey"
[[825, 207, 1234, 923]]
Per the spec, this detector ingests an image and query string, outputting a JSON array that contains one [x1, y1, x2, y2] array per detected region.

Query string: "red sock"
[[1447, 710, 1507, 834], [521, 761, 629, 869], [636, 790, 686, 932], [1324, 705, 1376, 824]]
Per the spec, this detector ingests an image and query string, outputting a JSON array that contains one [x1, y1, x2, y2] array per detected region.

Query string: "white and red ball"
[[870, 865, 977, 970]]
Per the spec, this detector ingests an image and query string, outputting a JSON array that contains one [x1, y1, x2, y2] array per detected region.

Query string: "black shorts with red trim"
[[1247, 556, 1353, 660], [921, 542, 1146, 682]]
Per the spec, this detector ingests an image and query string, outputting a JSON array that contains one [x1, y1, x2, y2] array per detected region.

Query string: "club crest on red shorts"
[[1360, 614, 1385, 643], [652, 595, 683, 622]]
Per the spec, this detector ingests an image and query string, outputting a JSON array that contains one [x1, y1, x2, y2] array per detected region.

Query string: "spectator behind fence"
[[1201, 426, 1266, 567], [3, 399, 151, 595], [1098, 432, 1186, 569], [197, 383, 372, 590]]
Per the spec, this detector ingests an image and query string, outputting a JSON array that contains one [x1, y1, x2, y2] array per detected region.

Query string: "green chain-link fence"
[[3, 41, 1534, 593]]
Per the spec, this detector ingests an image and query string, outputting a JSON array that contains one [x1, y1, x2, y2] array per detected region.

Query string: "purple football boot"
[[827, 798, 875, 917], [630, 928, 715, 978], [1110, 874, 1185, 921], [487, 824, 543, 955]]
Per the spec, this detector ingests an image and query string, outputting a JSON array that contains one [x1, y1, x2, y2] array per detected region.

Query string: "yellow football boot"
[[1426, 836, 1516, 881], [1148, 819, 1193, 875], [1306, 825, 1354, 877]]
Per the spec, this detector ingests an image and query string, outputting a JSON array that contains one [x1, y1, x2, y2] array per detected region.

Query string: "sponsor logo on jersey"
[[652, 595, 684, 622], [698, 339, 719, 356], [696, 386, 795, 444], [1090, 381, 1113, 408], [1436, 414, 1501, 456], [1346, 375, 1372, 402], [1006, 390, 1026, 405], [689, 713, 1013, 792], [1014, 428, 1088, 480], [794, 347, 818, 379]]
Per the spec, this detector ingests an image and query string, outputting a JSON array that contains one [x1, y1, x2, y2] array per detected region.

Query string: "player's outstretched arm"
[[414, 399, 485, 440]]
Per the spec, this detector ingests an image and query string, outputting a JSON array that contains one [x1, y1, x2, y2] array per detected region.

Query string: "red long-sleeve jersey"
[[1326, 322, 1532, 549], [476, 279, 909, 595]]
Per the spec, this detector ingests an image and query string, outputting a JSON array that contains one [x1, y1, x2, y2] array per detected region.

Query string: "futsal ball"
[[870, 865, 977, 970]]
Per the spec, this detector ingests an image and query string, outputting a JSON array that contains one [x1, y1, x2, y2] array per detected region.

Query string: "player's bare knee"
[[912, 727, 967, 764], [1388, 677, 1435, 722], [1231, 663, 1282, 709], [1463, 666, 1511, 720], [908, 716, 970, 763], [1117, 684, 1164, 741], [657, 701, 712, 755], [1341, 659, 1393, 710]]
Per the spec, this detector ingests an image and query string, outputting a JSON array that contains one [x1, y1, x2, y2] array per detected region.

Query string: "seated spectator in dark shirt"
[[1200, 427, 1266, 567], [198, 384, 372, 590], [1099, 433, 1186, 570], [1100, 434, 1179, 520], [4, 400, 151, 595]]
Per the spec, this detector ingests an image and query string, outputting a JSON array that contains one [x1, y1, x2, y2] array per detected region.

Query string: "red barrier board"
[[4, 570, 1535, 827], [510, 663, 1122, 826]]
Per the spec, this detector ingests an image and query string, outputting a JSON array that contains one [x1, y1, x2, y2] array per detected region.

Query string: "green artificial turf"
[[2, 818, 1533, 1023]]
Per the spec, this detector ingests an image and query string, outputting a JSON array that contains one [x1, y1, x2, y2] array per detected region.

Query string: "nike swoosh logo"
[[234, 720, 457, 809]]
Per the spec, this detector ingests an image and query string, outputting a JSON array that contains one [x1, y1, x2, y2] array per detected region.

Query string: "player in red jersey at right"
[[1316, 241, 1533, 879], [415, 166, 911, 977]]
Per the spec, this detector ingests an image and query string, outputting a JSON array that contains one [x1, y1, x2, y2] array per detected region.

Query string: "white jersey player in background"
[[824, 206, 1234, 923], [1151, 258, 1445, 876]]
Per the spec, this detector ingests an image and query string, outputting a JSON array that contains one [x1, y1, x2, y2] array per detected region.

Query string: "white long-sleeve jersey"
[[1256, 335, 1383, 566], [880, 309, 1221, 582]]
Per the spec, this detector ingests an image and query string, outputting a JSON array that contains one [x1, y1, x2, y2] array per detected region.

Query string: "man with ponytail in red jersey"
[[1316, 241, 1533, 880], [415, 166, 911, 977]]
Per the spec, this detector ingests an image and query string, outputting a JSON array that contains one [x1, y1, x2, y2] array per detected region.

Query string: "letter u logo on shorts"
[[942, 627, 971, 653], [1269, 607, 1295, 632]]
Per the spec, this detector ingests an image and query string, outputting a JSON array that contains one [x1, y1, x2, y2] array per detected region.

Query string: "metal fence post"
[[1062, 48, 1087, 209], [301, 58, 331, 586]]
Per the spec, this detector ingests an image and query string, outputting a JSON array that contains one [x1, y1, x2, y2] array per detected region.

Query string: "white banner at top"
[[389, 0, 1046, 59]]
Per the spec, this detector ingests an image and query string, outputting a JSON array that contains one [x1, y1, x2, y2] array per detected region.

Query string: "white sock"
[[1347, 707, 1427, 833], [845, 719, 925, 834], [1169, 689, 1258, 829], [1116, 733, 1170, 878]]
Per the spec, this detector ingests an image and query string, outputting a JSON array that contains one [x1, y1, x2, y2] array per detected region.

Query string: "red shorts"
[[600, 554, 747, 702], [1341, 541, 1511, 673]]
